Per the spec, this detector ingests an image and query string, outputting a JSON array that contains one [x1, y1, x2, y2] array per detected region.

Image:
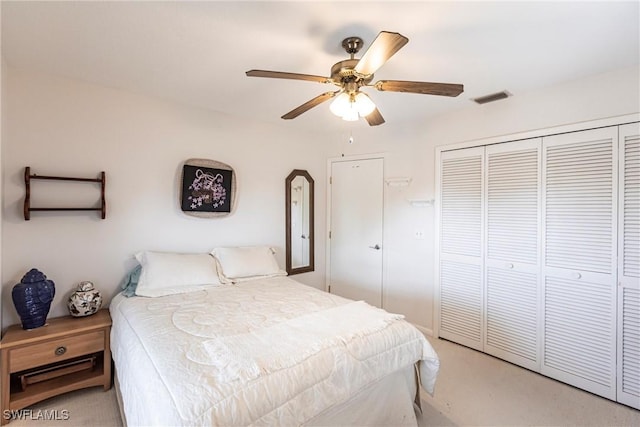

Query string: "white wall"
[[3, 65, 638, 332], [422, 65, 640, 147], [325, 65, 640, 332], [1, 68, 327, 329]]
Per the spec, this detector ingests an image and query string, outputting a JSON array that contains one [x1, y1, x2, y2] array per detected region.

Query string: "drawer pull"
[[55, 346, 67, 356]]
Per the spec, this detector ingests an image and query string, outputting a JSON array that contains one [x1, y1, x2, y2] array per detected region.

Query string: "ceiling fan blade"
[[354, 31, 409, 76], [246, 70, 330, 84], [375, 80, 464, 97], [281, 91, 338, 120], [365, 108, 385, 126]]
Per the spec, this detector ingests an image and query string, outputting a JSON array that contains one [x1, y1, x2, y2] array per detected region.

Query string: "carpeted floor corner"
[[5, 387, 122, 427]]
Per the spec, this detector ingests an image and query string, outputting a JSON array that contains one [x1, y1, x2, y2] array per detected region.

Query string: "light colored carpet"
[[7, 338, 639, 426], [7, 387, 121, 427], [420, 337, 640, 426]]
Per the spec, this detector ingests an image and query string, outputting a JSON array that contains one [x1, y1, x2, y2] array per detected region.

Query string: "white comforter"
[[110, 277, 439, 426]]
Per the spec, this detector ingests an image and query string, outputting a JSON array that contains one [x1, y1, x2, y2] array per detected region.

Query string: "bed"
[[109, 249, 439, 426]]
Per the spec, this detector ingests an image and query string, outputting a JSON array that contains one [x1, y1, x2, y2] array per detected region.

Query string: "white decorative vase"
[[68, 281, 103, 317]]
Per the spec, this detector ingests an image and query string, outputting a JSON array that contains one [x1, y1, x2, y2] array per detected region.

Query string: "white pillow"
[[230, 271, 287, 283], [134, 251, 221, 297], [211, 246, 283, 280]]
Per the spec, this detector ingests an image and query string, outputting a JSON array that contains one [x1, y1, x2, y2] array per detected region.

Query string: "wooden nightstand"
[[0, 309, 111, 425]]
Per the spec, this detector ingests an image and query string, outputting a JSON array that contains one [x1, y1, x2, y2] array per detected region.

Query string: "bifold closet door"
[[484, 139, 541, 370], [617, 122, 640, 409], [542, 126, 618, 400], [438, 147, 484, 350]]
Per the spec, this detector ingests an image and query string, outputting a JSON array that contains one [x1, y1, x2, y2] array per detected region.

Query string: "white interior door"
[[541, 126, 618, 400], [617, 122, 640, 410], [329, 158, 384, 307], [438, 147, 485, 351], [484, 139, 541, 370]]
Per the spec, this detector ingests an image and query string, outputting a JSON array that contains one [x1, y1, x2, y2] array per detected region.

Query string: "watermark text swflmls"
[[2, 409, 70, 421]]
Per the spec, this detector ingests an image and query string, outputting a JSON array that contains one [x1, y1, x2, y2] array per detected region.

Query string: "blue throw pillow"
[[120, 264, 142, 297]]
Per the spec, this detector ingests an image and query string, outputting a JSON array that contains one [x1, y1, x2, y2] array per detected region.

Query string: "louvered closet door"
[[617, 122, 640, 410], [484, 139, 541, 370], [542, 127, 618, 400], [438, 147, 484, 350]]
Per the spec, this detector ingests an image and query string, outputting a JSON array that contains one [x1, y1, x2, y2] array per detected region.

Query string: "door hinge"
[[328, 285, 331, 293], [330, 176, 332, 185], [329, 231, 331, 239]]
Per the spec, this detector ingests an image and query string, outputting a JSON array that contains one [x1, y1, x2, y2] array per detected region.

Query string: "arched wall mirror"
[[285, 169, 314, 275]]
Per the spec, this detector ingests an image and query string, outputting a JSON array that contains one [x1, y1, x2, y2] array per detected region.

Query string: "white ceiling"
[[2, 1, 639, 133]]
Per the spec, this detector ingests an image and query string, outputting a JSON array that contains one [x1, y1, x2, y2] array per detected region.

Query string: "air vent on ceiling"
[[472, 90, 512, 105]]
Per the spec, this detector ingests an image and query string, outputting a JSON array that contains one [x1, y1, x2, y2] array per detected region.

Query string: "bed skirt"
[[114, 364, 423, 426]]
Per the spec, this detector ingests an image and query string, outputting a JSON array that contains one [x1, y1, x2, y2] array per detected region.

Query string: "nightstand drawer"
[[9, 330, 104, 373]]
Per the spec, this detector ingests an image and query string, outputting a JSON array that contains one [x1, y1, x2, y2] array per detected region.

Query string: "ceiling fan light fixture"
[[354, 92, 376, 117], [330, 92, 376, 121], [341, 108, 359, 122], [247, 31, 463, 126], [329, 92, 351, 117]]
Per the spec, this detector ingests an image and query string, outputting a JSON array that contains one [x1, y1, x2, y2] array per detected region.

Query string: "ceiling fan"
[[246, 31, 464, 126]]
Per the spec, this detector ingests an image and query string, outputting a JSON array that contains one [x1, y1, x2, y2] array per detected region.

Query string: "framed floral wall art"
[[179, 159, 237, 218]]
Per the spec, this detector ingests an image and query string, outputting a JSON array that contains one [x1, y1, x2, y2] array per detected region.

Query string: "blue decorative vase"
[[11, 268, 55, 330]]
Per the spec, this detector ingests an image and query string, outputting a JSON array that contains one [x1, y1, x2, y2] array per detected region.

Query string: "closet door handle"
[[369, 244, 381, 250]]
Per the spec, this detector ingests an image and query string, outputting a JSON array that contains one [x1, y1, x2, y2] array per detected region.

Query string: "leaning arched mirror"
[[286, 170, 314, 275]]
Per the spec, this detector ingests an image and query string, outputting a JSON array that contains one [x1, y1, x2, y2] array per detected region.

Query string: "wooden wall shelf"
[[24, 167, 106, 220]]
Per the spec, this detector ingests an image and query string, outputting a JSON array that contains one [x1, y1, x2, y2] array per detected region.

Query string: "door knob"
[[369, 244, 381, 250]]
